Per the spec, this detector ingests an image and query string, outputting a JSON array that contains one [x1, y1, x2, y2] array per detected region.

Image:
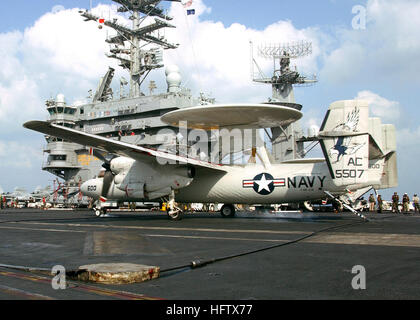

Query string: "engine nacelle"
[[110, 157, 135, 175], [145, 165, 195, 192], [82, 160, 195, 202], [114, 172, 127, 185]]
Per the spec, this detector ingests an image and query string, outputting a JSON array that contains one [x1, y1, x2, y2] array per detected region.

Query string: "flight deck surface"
[[0, 209, 419, 301]]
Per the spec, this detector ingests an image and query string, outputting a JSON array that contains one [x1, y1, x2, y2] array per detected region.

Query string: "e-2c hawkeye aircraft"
[[24, 99, 397, 219]]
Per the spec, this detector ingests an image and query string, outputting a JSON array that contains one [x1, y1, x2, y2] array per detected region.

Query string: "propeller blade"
[[92, 149, 108, 162], [102, 162, 111, 171], [98, 152, 117, 171], [95, 153, 117, 202], [100, 170, 114, 202]]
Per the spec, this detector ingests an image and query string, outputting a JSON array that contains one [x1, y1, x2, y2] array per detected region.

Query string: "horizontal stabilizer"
[[281, 158, 325, 164]]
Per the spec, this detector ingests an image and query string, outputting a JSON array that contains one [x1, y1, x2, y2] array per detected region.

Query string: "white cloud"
[[355, 90, 401, 123], [51, 5, 65, 14], [0, 5, 125, 191], [21, 6, 118, 79], [164, 0, 322, 102], [0, 31, 24, 82], [0, 76, 44, 127], [393, 125, 420, 197], [0, 5, 131, 130], [397, 126, 420, 149], [0, 140, 43, 169], [0, 1, 324, 125], [321, 0, 420, 85]]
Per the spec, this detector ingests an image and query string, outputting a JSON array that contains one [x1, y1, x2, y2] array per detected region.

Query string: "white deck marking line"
[[145, 234, 289, 242], [0, 224, 295, 242], [0, 284, 54, 300], [0, 225, 294, 242], [0, 226, 85, 233], [9, 221, 312, 235], [3, 223, 420, 247], [306, 232, 420, 248]]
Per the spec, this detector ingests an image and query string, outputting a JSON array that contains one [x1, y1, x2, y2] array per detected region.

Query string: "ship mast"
[[250, 41, 318, 162], [80, 0, 179, 98]]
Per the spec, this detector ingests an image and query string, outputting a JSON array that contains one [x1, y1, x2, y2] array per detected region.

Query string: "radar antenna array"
[[250, 40, 318, 102], [257, 41, 312, 59]]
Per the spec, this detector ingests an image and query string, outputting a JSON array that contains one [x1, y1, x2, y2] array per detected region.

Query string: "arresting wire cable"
[[160, 217, 369, 273]]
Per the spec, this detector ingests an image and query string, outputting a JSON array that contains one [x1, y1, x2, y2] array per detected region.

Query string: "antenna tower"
[[80, 0, 179, 98]]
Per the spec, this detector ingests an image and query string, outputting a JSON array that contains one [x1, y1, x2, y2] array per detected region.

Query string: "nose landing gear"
[[167, 189, 183, 220], [94, 206, 107, 217]]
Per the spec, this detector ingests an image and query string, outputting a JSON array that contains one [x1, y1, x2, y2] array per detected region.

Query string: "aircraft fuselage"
[[81, 160, 375, 205], [177, 163, 339, 204]]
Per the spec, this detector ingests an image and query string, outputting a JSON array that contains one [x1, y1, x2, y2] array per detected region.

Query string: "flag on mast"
[[98, 18, 105, 29], [182, 0, 193, 8]]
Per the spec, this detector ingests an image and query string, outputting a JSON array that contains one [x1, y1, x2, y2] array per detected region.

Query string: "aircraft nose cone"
[[81, 179, 102, 199], [80, 181, 90, 195]]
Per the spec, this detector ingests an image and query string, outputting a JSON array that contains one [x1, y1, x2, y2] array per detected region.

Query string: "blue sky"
[[202, 0, 356, 30], [0, 0, 356, 31], [0, 0, 419, 200]]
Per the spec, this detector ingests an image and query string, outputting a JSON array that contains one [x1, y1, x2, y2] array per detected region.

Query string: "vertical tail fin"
[[367, 122, 398, 189], [319, 100, 369, 186]]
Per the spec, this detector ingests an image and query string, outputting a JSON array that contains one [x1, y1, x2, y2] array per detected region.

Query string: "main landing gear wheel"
[[220, 204, 236, 218], [167, 209, 183, 221], [94, 208, 106, 217], [166, 189, 183, 221]]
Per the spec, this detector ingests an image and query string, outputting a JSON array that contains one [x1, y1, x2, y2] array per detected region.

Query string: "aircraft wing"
[[24, 121, 227, 172]]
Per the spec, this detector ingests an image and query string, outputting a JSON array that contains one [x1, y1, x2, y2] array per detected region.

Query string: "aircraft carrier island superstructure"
[[42, 0, 216, 205], [42, 0, 315, 206]]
